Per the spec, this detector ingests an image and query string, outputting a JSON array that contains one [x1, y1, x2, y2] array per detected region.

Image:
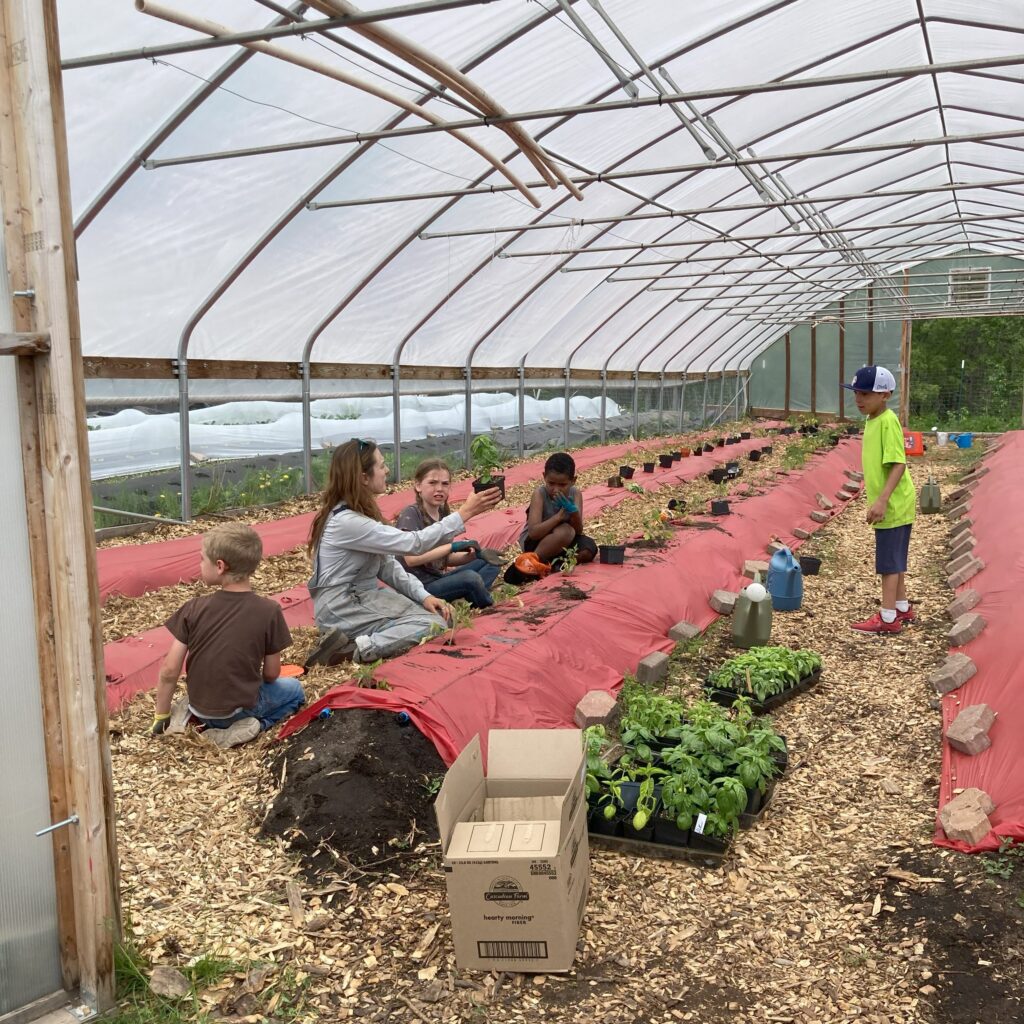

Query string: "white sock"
[[895, 600, 910, 612], [880, 608, 897, 623]]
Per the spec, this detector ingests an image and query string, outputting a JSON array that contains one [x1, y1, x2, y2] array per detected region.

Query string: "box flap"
[[434, 734, 484, 848], [487, 729, 583, 782]]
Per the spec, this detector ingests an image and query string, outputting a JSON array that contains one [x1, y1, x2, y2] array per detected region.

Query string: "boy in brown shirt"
[[149, 523, 303, 748]]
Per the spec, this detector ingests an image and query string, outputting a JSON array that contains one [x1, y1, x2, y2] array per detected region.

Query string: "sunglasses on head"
[[350, 438, 373, 453]]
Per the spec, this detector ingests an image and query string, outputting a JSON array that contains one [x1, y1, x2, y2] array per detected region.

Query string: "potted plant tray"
[[739, 778, 777, 830], [472, 474, 506, 500], [704, 668, 821, 714], [587, 827, 732, 864], [598, 544, 626, 565]]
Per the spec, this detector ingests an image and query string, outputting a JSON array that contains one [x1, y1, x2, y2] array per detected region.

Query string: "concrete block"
[[949, 517, 974, 540], [841, 480, 861, 493], [766, 541, 786, 556], [743, 559, 769, 579], [668, 620, 701, 643], [947, 485, 971, 503], [835, 490, 853, 501], [948, 535, 976, 563], [946, 704, 996, 756], [844, 469, 864, 482], [948, 557, 985, 589], [948, 611, 987, 647], [947, 500, 971, 520], [815, 492, 835, 510], [946, 551, 977, 576], [962, 465, 990, 483], [810, 510, 829, 524], [710, 589, 737, 615], [637, 651, 670, 683], [792, 527, 812, 540], [929, 653, 977, 694], [939, 788, 995, 846], [947, 589, 980, 620], [574, 690, 620, 729]]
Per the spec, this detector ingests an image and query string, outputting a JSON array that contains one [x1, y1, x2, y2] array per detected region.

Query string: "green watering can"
[[919, 476, 942, 514]]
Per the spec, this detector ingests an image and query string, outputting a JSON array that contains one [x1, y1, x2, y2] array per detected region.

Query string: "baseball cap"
[[840, 365, 897, 393]]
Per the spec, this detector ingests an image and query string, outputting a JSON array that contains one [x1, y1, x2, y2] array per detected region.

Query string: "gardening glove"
[[148, 712, 171, 737], [554, 493, 579, 515], [451, 540, 479, 553], [477, 547, 504, 566]]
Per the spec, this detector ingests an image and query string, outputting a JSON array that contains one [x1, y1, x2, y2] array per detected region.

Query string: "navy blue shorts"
[[875, 524, 912, 575]]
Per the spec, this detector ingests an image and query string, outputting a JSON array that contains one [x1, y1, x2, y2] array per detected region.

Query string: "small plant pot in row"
[[799, 555, 821, 576], [711, 499, 730, 516], [658, 454, 674, 468], [598, 544, 626, 565], [643, 462, 656, 473], [705, 668, 822, 715], [608, 475, 623, 488], [472, 475, 506, 500], [708, 467, 728, 484], [620, 465, 635, 479], [748, 450, 762, 462]]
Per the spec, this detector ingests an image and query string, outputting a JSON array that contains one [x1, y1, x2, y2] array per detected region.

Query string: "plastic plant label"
[[693, 813, 707, 835]]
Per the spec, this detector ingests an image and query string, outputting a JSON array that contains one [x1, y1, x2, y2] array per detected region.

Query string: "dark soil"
[[558, 583, 590, 600], [263, 709, 446, 874], [626, 538, 669, 549], [874, 850, 1024, 1024]]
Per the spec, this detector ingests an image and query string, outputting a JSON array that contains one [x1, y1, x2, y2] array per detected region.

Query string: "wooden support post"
[[1, 0, 118, 1010], [838, 299, 845, 419], [899, 269, 912, 426], [784, 331, 791, 414], [810, 323, 817, 415]]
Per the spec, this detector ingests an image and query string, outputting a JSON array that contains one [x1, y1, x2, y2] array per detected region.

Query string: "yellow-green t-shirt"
[[861, 407, 916, 529]]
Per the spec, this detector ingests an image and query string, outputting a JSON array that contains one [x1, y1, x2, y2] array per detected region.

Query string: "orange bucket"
[[903, 430, 925, 457]]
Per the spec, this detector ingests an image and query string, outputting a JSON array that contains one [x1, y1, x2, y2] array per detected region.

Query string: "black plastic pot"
[[748, 450, 762, 462], [688, 830, 730, 855], [620, 465, 635, 479], [598, 544, 625, 565], [716, 438, 725, 447], [703, 442, 715, 453], [667, 498, 681, 511], [704, 668, 821, 714], [643, 462, 656, 473], [607, 475, 623, 488], [588, 809, 623, 837], [658, 454, 674, 468], [711, 499, 730, 516], [672, 450, 683, 460], [761, 445, 773, 455], [725, 460, 740, 474], [731, 435, 742, 444], [693, 447, 703, 456], [708, 467, 727, 484], [472, 475, 506, 500], [781, 426, 795, 436], [740, 431, 751, 440], [799, 555, 822, 576], [829, 434, 840, 446], [653, 816, 690, 848], [845, 424, 858, 434]]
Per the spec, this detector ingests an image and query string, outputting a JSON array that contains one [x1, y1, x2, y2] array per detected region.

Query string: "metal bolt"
[[13, 288, 35, 300]]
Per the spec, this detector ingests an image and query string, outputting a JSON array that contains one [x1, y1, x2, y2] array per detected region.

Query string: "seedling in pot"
[[469, 434, 506, 498]]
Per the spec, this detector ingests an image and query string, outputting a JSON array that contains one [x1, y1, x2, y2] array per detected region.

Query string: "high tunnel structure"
[[4, 0, 1024, 1016]]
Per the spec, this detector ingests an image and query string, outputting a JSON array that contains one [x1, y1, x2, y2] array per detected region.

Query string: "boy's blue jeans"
[[202, 677, 306, 732], [424, 558, 500, 608]]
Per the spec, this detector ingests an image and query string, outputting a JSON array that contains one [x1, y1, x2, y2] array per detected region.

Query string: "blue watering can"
[[767, 547, 804, 611]]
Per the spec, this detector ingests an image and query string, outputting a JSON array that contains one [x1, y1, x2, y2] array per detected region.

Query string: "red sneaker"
[[850, 612, 902, 634], [896, 605, 916, 624]]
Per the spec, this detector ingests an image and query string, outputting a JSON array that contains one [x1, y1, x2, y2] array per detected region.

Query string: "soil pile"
[[263, 709, 445, 871]]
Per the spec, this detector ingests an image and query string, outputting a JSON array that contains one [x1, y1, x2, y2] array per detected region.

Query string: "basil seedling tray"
[[587, 828, 730, 865], [704, 669, 821, 714]]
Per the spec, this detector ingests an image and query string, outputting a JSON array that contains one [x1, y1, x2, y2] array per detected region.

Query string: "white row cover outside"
[[60, 0, 1024, 374]]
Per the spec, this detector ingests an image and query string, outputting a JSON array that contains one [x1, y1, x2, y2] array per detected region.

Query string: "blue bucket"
[[954, 432, 973, 449]]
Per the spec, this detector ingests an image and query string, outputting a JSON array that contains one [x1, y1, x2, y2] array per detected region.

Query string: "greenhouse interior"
[[3, 1, 1024, 1022]]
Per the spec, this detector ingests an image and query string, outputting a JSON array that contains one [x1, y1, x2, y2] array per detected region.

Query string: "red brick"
[[947, 589, 980, 620], [948, 611, 987, 647], [766, 541, 786, 556], [928, 653, 977, 694], [948, 535, 976, 563], [939, 788, 995, 845], [946, 551, 977, 576], [949, 517, 973, 540], [945, 704, 996, 756], [948, 557, 985, 589], [844, 469, 864, 482], [835, 490, 853, 501], [743, 559, 769, 579], [710, 589, 737, 614], [947, 500, 971, 520], [574, 690, 619, 729]]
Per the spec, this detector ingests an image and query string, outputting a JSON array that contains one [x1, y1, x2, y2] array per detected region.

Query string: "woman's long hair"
[[308, 440, 381, 554], [412, 458, 452, 522]]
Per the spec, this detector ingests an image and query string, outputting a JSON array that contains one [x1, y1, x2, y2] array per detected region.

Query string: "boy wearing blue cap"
[[842, 366, 916, 633]]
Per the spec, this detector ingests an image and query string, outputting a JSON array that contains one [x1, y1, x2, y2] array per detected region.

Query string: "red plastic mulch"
[[102, 435, 777, 711], [277, 442, 862, 766], [96, 428, 783, 604], [934, 432, 1024, 853]]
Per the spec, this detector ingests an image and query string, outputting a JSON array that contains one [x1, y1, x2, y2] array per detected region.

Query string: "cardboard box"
[[434, 729, 590, 972]]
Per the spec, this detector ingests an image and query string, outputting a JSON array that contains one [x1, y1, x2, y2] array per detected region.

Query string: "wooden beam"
[[0, 329, 49, 355], [3, 0, 118, 1009]]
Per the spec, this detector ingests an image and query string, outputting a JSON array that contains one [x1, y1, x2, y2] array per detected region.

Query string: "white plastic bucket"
[[937, 431, 949, 447]]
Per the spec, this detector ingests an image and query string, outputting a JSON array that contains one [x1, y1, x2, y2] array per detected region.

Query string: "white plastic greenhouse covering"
[[58, 0, 1024, 380]]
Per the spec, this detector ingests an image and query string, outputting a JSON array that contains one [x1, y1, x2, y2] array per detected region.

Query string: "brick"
[[939, 788, 995, 846], [710, 589, 737, 614], [948, 535, 976, 563], [574, 690, 619, 729], [743, 559, 769, 579], [962, 465, 990, 483], [949, 517, 973, 540], [947, 485, 971, 503], [929, 653, 977, 694], [815, 492, 835, 510], [841, 480, 860, 493], [946, 704, 997, 756], [668, 620, 701, 643], [835, 489, 854, 501], [947, 500, 971, 520], [948, 611, 987, 647], [947, 557, 985, 589], [844, 469, 864, 482], [946, 551, 976, 576], [810, 510, 829, 524], [637, 651, 670, 683], [792, 527, 812, 540], [766, 541, 786, 556], [947, 589, 980, 620]]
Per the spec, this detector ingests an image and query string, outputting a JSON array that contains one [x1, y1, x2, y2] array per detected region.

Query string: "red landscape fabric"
[[102, 434, 775, 710], [934, 432, 1024, 853], [96, 430, 782, 603], [278, 442, 862, 766]]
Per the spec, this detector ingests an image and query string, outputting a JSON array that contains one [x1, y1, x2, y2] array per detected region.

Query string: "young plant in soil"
[[619, 677, 686, 758], [559, 545, 579, 576], [708, 646, 821, 702], [624, 761, 665, 831], [640, 509, 671, 546]]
